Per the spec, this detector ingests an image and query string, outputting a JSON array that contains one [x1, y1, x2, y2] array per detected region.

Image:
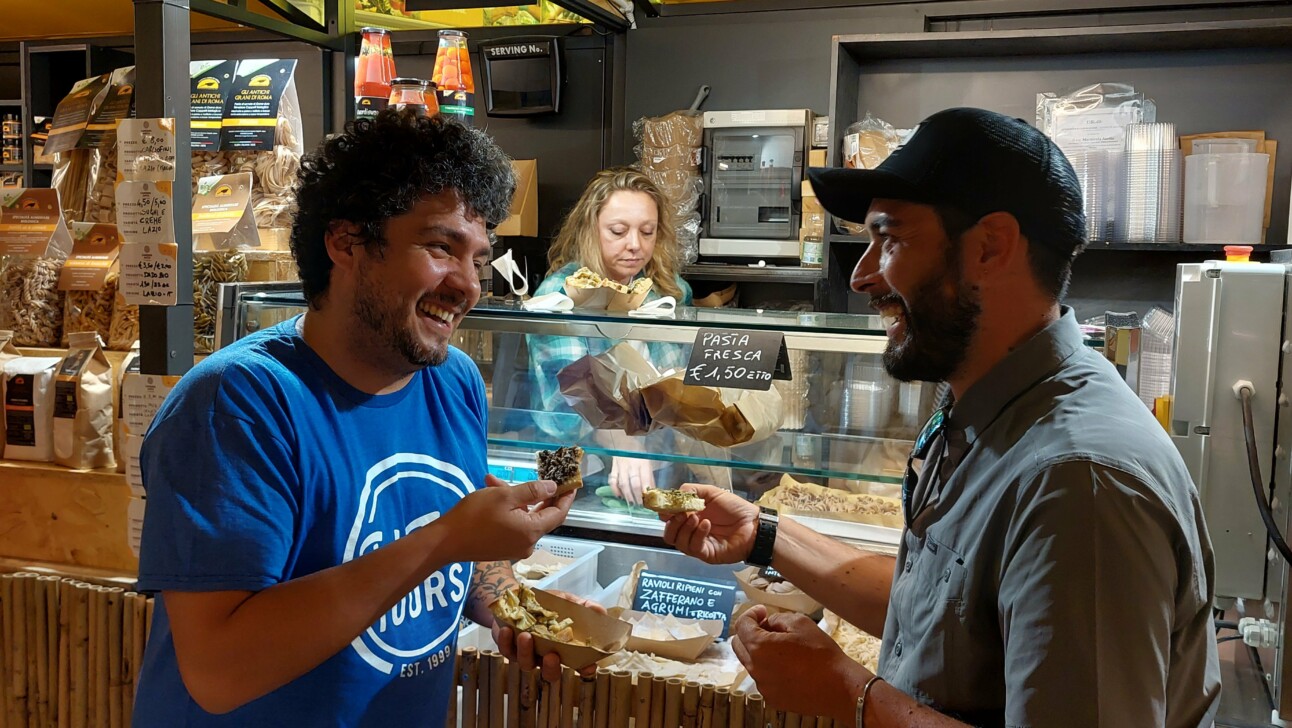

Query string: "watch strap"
[[747, 508, 779, 567]]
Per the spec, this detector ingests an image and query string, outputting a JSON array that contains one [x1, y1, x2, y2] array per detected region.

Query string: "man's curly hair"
[[290, 110, 516, 307]]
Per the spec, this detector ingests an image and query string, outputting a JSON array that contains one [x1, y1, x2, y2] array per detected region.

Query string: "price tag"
[[123, 372, 180, 436], [631, 570, 739, 638], [117, 118, 177, 181], [120, 242, 178, 306], [683, 328, 792, 391], [127, 496, 146, 556], [124, 434, 146, 497], [115, 180, 175, 244]]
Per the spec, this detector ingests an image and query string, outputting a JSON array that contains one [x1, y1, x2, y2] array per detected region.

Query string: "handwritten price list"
[[120, 242, 178, 306]]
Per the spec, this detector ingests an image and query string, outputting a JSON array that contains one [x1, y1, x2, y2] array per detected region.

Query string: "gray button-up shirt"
[[878, 309, 1221, 728]]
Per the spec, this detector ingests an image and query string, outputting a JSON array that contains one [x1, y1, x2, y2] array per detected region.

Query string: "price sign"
[[127, 496, 146, 556], [118, 118, 177, 181], [124, 434, 145, 496], [123, 372, 180, 437], [683, 328, 792, 391], [120, 242, 178, 306], [116, 180, 175, 244], [632, 571, 739, 637]]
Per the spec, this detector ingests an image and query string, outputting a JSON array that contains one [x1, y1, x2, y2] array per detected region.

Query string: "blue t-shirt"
[[133, 316, 486, 727]]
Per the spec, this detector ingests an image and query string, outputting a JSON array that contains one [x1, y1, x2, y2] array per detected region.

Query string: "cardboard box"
[[808, 149, 827, 168], [496, 159, 538, 237]]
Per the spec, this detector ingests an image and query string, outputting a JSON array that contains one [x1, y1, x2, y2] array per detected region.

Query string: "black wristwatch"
[[746, 506, 779, 567]]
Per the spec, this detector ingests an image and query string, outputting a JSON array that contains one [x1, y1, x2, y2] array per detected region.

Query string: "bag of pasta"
[[59, 222, 122, 346], [52, 331, 115, 469], [1, 257, 67, 346], [220, 59, 303, 238]]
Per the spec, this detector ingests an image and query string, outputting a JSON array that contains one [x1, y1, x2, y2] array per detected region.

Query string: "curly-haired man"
[[134, 111, 577, 725]]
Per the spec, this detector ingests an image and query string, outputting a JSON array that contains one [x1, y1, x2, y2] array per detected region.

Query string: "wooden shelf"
[[0, 459, 137, 574]]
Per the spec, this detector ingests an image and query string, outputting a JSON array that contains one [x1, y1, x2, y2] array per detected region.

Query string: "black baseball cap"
[[808, 107, 1086, 256]]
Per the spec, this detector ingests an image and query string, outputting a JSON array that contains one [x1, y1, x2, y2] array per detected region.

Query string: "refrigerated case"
[[216, 284, 931, 556]]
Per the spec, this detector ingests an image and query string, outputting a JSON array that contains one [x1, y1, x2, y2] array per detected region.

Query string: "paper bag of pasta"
[[60, 222, 121, 346], [640, 372, 783, 447], [758, 474, 903, 529], [52, 331, 115, 469], [563, 266, 653, 311], [556, 342, 656, 435]]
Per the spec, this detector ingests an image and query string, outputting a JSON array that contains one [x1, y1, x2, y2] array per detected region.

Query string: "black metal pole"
[[133, 0, 195, 376]]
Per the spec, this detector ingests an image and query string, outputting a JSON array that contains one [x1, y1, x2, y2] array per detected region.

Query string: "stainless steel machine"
[[698, 109, 812, 260], [1171, 254, 1292, 725]]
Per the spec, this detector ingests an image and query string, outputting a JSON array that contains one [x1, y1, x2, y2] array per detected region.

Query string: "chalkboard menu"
[[683, 328, 792, 391], [632, 570, 739, 637]]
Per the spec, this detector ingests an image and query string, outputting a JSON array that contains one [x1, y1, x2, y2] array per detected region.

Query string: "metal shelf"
[[0, 164, 24, 173], [837, 19, 1292, 61], [828, 233, 870, 245], [0, 99, 21, 106], [1085, 242, 1287, 253], [683, 263, 824, 283]]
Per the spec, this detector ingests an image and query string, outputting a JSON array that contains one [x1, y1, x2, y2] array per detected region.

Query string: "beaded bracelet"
[[855, 675, 884, 728]]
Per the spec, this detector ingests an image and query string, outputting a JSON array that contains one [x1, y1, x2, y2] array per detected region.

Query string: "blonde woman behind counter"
[[529, 167, 693, 505]]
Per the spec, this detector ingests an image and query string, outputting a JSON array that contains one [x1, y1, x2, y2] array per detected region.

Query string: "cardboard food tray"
[[564, 278, 653, 312], [526, 589, 632, 670], [733, 566, 822, 614], [612, 609, 723, 662], [758, 476, 904, 529]]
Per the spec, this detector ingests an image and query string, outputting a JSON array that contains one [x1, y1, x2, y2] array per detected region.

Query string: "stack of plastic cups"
[[1069, 150, 1117, 243], [1115, 122, 1183, 244]]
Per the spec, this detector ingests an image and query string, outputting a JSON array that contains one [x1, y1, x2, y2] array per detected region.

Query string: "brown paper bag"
[[640, 372, 783, 447], [52, 331, 115, 469], [557, 343, 659, 435]]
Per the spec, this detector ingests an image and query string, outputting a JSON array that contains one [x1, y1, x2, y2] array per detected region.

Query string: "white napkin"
[[490, 249, 529, 297], [628, 296, 677, 318], [522, 292, 574, 312]]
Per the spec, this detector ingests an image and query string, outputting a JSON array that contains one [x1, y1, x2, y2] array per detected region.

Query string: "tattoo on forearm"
[[467, 560, 519, 624]]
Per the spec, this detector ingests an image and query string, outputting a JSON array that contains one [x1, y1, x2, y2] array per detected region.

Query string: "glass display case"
[[218, 285, 936, 552]]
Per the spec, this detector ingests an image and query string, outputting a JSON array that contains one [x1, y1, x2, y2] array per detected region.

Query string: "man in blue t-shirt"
[[135, 111, 577, 726]]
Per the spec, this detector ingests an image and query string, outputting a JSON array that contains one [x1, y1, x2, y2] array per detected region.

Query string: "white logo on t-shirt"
[[343, 453, 476, 674]]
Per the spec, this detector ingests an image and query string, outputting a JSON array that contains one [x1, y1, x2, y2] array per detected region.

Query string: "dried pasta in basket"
[[0, 257, 67, 346], [62, 271, 117, 345]]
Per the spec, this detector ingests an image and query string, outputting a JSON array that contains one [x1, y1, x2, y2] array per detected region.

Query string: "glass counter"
[[219, 286, 932, 551]]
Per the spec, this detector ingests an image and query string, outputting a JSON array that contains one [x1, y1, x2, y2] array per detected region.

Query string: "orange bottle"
[[432, 30, 475, 125], [355, 27, 395, 118]]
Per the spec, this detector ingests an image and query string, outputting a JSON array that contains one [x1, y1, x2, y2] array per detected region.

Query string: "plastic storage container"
[[1183, 152, 1269, 245]]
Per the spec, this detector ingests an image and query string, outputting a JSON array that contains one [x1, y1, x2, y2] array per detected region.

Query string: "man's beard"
[[879, 255, 981, 383], [352, 261, 448, 369]]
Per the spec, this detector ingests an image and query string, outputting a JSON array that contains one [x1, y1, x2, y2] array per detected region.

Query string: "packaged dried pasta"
[[62, 272, 117, 346], [83, 145, 120, 224], [59, 222, 122, 346], [1, 257, 67, 346], [108, 288, 139, 352], [193, 249, 248, 354]]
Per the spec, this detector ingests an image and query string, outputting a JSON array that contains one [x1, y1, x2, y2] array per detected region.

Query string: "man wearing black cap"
[[661, 108, 1220, 727]]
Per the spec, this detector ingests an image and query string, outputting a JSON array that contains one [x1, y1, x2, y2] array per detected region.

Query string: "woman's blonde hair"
[[547, 167, 683, 299]]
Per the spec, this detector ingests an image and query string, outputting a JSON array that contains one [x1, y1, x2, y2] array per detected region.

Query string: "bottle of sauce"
[[431, 30, 475, 125], [355, 27, 396, 119], [389, 78, 437, 117]]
